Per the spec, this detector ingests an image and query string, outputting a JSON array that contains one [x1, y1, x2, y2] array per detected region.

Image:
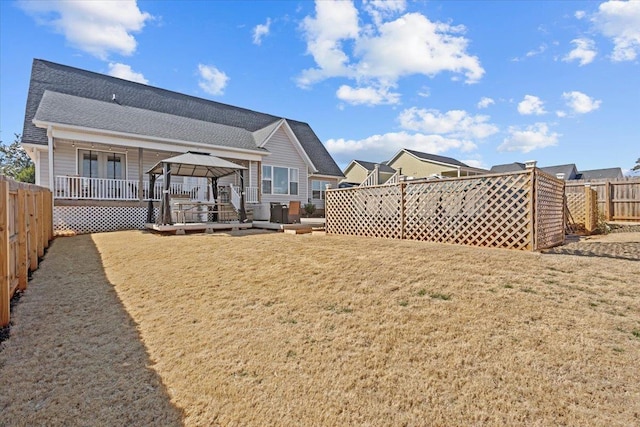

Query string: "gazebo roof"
[[147, 152, 246, 178]]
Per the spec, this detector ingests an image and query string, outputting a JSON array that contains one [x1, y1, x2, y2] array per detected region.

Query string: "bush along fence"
[[565, 177, 640, 223], [1, 175, 53, 327], [325, 168, 565, 251]]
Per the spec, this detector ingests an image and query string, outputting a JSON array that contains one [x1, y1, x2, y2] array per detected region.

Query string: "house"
[[341, 160, 397, 186], [20, 59, 343, 232], [490, 162, 623, 181], [342, 148, 487, 186], [387, 149, 487, 180]]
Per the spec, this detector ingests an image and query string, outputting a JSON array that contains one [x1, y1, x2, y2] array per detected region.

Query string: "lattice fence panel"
[[326, 185, 402, 239], [54, 206, 159, 234], [404, 172, 533, 250], [566, 192, 586, 232], [534, 170, 566, 250]]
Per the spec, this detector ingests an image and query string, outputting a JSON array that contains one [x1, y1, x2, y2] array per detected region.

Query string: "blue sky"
[[1, 0, 639, 174]]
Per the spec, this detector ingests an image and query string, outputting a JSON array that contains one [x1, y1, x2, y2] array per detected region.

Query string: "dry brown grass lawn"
[[2, 229, 640, 426]]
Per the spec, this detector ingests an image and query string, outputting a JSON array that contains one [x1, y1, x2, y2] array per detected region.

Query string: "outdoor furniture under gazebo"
[[146, 151, 247, 225]]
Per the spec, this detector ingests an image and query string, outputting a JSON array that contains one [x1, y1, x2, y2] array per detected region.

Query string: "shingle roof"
[[540, 164, 577, 180], [577, 168, 623, 180], [353, 160, 396, 173], [22, 59, 343, 177], [402, 149, 470, 168], [489, 162, 526, 173], [35, 91, 265, 152]]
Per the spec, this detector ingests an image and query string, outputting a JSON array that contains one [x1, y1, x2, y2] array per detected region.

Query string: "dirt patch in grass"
[[2, 230, 640, 426], [0, 236, 183, 426]]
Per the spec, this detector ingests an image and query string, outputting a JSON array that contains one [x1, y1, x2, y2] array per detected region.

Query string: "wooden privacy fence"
[[1, 175, 53, 327], [565, 177, 640, 222], [326, 168, 565, 251]]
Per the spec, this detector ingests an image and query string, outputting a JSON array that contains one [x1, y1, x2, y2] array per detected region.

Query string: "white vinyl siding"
[[260, 127, 308, 204]]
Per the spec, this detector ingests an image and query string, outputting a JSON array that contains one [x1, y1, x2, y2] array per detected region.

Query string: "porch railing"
[[55, 176, 140, 200], [55, 176, 259, 203], [245, 186, 259, 203]]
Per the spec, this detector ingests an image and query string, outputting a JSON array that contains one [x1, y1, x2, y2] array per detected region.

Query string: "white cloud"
[[517, 95, 546, 115], [526, 43, 547, 57], [197, 64, 229, 96], [477, 97, 495, 109], [363, 0, 406, 26], [563, 38, 597, 66], [575, 10, 586, 20], [298, 1, 484, 104], [499, 123, 560, 153], [562, 91, 601, 114], [19, 0, 152, 59], [298, 0, 360, 88], [336, 84, 400, 106], [593, 0, 640, 61], [461, 159, 484, 169], [252, 18, 271, 45], [417, 86, 431, 98], [326, 131, 477, 161], [398, 108, 498, 139], [107, 62, 148, 84], [556, 110, 567, 118]]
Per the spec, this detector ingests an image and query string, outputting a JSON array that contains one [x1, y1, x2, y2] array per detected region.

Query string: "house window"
[[312, 180, 332, 200], [78, 149, 125, 179], [262, 165, 298, 195]]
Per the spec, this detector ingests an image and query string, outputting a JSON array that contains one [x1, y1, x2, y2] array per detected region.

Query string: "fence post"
[[17, 189, 28, 291], [1, 180, 10, 326], [604, 180, 612, 221], [28, 191, 38, 271], [527, 165, 536, 251], [37, 191, 44, 258], [400, 182, 406, 240]]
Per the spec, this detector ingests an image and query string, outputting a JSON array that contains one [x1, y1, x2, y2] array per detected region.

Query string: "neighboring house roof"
[[577, 168, 623, 180], [22, 59, 343, 177], [396, 149, 471, 168], [352, 160, 396, 173], [540, 164, 578, 180], [489, 162, 526, 173], [35, 91, 265, 153]]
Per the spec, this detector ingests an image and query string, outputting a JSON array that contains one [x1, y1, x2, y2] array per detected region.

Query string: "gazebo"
[[146, 151, 247, 225]]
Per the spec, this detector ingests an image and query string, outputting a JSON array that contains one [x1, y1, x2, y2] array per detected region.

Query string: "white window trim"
[[76, 147, 128, 180], [262, 165, 299, 196], [312, 180, 332, 200]]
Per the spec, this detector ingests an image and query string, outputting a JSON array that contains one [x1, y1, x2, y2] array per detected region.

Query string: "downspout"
[[47, 125, 54, 190]]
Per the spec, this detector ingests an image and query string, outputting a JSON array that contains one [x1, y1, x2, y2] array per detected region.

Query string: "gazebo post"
[[161, 162, 172, 224], [239, 169, 247, 222], [146, 173, 156, 223], [210, 177, 218, 222]]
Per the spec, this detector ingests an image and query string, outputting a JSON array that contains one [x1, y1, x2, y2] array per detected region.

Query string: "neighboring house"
[[490, 162, 623, 181], [342, 149, 487, 187], [341, 160, 397, 186], [386, 149, 487, 180], [21, 59, 343, 231]]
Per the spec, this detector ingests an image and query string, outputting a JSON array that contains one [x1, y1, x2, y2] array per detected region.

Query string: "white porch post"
[[47, 126, 54, 190], [35, 150, 41, 186]]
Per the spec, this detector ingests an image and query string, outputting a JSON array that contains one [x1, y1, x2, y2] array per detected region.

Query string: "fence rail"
[[326, 168, 565, 251], [1, 175, 53, 327], [565, 177, 640, 222]]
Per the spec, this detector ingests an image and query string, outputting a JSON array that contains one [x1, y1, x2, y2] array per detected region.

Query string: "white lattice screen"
[[326, 169, 566, 251], [54, 206, 159, 234]]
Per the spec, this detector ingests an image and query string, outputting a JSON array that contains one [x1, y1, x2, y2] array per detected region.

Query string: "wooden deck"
[[145, 222, 252, 235]]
